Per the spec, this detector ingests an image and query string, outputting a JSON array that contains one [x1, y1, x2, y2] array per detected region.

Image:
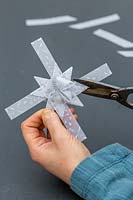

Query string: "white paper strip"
[[61, 104, 87, 141], [69, 14, 120, 30], [94, 29, 133, 48], [117, 51, 133, 57], [5, 93, 44, 120], [31, 38, 62, 77], [25, 15, 77, 26], [81, 63, 112, 81]]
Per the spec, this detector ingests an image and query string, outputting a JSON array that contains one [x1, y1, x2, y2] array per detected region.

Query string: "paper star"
[[5, 38, 112, 141]]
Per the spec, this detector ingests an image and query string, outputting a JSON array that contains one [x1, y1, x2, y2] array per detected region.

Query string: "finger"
[[69, 107, 78, 120], [74, 114, 78, 121], [42, 109, 69, 140], [21, 109, 47, 147], [70, 107, 75, 115]]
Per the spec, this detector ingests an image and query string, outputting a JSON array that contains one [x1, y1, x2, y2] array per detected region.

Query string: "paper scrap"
[[69, 14, 120, 30], [94, 29, 133, 48], [117, 50, 133, 57], [25, 15, 77, 26]]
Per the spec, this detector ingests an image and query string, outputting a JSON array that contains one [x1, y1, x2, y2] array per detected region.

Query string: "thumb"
[[42, 109, 69, 141]]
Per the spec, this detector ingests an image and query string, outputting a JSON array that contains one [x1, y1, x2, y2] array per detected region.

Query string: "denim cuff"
[[70, 143, 132, 199]]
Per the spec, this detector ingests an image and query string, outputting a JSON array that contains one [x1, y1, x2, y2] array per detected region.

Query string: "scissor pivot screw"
[[111, 93, 119, 100]]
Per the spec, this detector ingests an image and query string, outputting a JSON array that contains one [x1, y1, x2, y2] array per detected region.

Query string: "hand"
[[21, 108, 90, 184]]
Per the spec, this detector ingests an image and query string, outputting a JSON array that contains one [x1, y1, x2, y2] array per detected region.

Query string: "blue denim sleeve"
[[70, 143, 133, 200]]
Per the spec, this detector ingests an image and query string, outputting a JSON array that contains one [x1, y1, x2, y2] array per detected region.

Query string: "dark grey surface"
[[0, 0, 133, 199]]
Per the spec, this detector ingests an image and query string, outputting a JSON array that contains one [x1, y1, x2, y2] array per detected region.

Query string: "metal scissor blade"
[[74, 79, 119, 89], [74, 79, 119, 100], [74, 79, 133, 109]]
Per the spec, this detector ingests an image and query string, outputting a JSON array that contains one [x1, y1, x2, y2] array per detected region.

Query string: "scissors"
[[74, 79, 133, 109]]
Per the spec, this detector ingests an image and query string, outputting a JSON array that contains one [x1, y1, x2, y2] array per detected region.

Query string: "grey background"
[[0, 0, 133, 199]]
